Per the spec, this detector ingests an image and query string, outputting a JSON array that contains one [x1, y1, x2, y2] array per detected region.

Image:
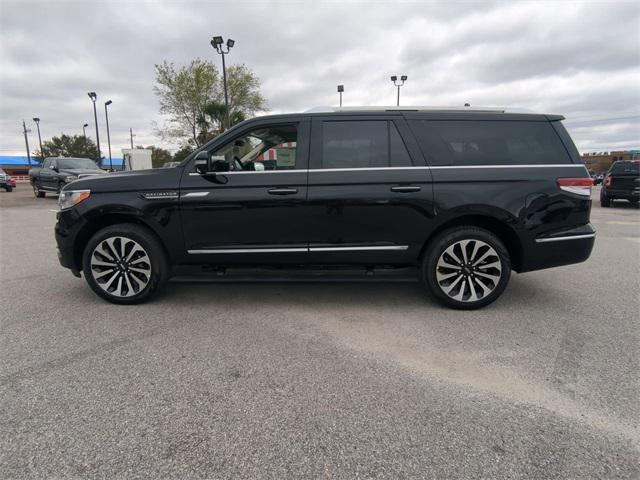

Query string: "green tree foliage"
[[144, 146, 173, 168], [35, 134, 99, 162], [153, 59, 266, 147], [154, 59, 219, 148], [173, 145, 195, 163]]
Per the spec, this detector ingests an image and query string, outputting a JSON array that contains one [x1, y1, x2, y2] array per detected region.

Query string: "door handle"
[[268, 188, 298, 195], [390, 185, 421, 193]]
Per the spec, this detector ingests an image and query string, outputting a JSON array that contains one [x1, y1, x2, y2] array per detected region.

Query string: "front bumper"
[[55, 209, 86, 277]]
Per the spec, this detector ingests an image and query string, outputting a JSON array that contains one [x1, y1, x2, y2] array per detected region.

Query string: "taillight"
[[557, 177, 593, 196], [604, 176, 612, 187]]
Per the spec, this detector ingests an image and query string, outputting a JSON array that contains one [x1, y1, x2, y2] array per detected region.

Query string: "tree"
[[144, 146, 173, 168], [35, 134, 99, 162], [173, 145, 195, 163], [153, 58, 266, 147], [153, 59, 220, 148]]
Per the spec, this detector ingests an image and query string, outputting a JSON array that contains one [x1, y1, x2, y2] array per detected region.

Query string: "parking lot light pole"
[[130, 127, 135, 149], [390, 75, 407, 106], [337, 85, 344, 107], [32, 118, 43, 162], [104, 100, 113, 171], [210, 36, 234, 130], [88, 92, 101, 165], [83, 123, 89, 150], [22, 120, 32, 166]]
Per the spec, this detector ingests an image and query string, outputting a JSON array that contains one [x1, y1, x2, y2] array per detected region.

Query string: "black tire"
[[421, 227, 511, 310], [82, 223, 170, 304], [600, 192, 611, 208], [630, 200, 639, 208], [6, 186, 13, 192], [33, 183, 45, 198]]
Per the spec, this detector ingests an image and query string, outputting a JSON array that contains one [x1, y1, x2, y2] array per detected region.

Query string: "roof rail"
[[305, 106, 507, 113]]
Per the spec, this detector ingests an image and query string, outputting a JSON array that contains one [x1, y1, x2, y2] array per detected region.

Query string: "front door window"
[[208, 124, 298, 172]]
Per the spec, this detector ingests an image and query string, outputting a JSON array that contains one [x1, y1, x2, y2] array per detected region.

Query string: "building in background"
[[581, 150, 639, 173]]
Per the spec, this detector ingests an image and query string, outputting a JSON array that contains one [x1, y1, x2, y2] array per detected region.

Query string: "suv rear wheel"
[[421, 227, 511, 309], [82, 224, 169, 304]]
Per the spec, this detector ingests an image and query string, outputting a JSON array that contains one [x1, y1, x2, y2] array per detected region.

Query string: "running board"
[[169, 265, 419, 283]]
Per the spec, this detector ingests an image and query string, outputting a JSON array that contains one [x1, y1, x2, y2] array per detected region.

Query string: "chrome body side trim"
[[186, 245, 409, 254], [187, 248, 308, 254], [535, 233, 596, 243], [182, 191, 210, 197], [187, 164, 587, 176], [309, 245, 409, 252]]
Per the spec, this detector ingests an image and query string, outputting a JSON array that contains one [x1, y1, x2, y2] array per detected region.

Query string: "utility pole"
[[33, 118, 43, 162], [22, 120, 32, 166], [130, 128, 135, 149]]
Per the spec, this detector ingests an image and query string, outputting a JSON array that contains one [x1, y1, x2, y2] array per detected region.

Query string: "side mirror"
[[194, 151, 210, 174], [49, 164, 56, 171]]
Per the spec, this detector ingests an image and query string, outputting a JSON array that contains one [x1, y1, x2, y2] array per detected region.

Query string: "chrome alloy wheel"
[[435, 239, 502, 303], [89, 236, 152, 298]]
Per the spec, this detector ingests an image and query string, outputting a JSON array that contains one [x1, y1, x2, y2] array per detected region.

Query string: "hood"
[[60, 168, 106, 176], [65, 167, 184, 193]]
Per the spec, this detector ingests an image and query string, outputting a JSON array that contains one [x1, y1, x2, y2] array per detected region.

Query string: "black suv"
[[55, 108, 595, 309], [600, 160, 640, 207]]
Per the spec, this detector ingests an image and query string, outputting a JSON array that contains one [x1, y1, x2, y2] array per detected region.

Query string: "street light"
[[88, 92, 101, 164], [104, 100, 113, 171], [32, 117, 43, 162], [390, 75, 407, 106], [210, 35, 235, 129], [82, 123, 89, 150], [337, 85, 344, 107]]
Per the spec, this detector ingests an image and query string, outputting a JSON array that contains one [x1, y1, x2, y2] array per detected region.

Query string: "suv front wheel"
[[82, 224, 169, 304], [422, 227, 511, 309]]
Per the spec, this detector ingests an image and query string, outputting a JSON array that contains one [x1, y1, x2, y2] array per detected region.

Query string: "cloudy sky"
[[1, 0, 639, 156]]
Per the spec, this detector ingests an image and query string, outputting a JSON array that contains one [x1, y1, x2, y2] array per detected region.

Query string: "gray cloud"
[[1, 0, 638, 156]]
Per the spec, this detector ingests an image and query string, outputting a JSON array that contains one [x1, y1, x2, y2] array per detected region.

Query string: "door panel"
[[179, 118, 310, 264], [306, 116, 435, 264]]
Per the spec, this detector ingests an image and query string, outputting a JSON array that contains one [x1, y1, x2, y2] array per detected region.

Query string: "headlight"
[[64, 175, 78, 183], [58, 189, 90, 210]]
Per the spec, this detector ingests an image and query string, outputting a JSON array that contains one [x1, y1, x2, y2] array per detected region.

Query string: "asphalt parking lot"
[[1, 185, 638, 479]]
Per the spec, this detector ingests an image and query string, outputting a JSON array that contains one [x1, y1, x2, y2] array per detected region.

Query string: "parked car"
[[0, 168, 16, 192], [161, 161, 181, 168], [600, 160, 640, 207], [55, 107, 595, 309], [29, 157, 105, 197]]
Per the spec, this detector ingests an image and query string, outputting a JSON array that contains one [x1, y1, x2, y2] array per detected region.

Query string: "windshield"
[[57, 158, 100, 170], [610, 161, 639, 175]]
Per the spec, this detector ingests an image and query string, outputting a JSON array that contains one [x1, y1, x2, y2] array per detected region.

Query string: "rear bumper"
[[603, 187, 640, 199], [520, 224, 596, 272]]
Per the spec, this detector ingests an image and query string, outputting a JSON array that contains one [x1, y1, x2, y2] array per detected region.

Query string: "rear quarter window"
[[408, 120, 572, 166]]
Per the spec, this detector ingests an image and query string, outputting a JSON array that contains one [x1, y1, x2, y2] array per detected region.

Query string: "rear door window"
[[408, 120, 572, 166], [321, 120, 413, 169]]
